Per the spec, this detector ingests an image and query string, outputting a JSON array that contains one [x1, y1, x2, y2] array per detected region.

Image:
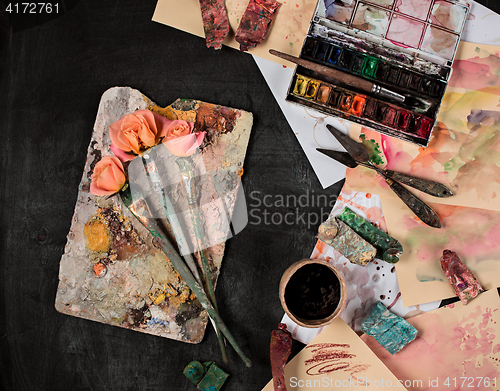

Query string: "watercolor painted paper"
[[344, 40, 500, 212], [380, 194, 500, 307], [361, 288, 500, 391], [262, 316, 408, 391], [152, 0, 317, 67], [280, 190, 439, 344]]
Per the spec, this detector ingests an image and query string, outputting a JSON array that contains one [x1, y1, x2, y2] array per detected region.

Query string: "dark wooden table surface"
[[1, 1, 499, 390]]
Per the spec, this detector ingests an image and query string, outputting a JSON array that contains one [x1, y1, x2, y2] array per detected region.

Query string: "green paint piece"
[[362, 57, 378, 78], [338, 207, 403, 263], [183, 361, 229, 391], [318, 217, 376, 266], [184, 361, 206, 384], [197, 362, 229, 391], [359, 134, 384, 165]]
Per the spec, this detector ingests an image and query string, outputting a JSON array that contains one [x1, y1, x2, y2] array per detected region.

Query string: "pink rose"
[[109, 109, 172, 161], [162, 120, 205, 157], [90, 156, 126, 196]]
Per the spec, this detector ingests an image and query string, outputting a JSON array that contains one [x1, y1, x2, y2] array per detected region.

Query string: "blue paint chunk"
[[361, 302, 417, 355]]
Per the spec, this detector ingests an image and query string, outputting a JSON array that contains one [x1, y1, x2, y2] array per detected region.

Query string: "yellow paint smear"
[[83, 217, 111, 253]]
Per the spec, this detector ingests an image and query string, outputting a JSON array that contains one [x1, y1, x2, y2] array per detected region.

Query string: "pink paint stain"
[[448, 55, 500, 90], [362, 305, 500, 390]]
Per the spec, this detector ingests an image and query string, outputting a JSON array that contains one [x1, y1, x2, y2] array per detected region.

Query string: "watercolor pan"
[[285, 0, 469, 146], [289, 73, 435, 144]]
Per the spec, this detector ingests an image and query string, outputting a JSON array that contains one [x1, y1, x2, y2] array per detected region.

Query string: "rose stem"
[[142, 154, 228, 365], [120, 188, 250, 367], [175, 157, 229, 365]]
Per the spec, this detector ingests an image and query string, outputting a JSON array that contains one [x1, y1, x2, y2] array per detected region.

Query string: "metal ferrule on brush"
[[371, 84, 406, 104]]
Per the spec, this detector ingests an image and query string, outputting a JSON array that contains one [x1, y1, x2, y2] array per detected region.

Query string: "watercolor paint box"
[[286, 0, 470, 146]]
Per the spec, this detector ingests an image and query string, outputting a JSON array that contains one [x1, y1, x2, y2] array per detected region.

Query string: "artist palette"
[[286, 0, 470, 146]]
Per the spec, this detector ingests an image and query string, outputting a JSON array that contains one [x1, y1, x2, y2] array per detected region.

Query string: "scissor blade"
[[326, 124, 370, 163], [316, 149, 359, 169]]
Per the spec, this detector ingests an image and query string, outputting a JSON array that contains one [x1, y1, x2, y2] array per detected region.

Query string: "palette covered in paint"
[[55, 87, 252, 343], [286, 0, 470, 146]]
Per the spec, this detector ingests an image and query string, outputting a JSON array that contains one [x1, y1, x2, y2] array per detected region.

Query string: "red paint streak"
[[386, 292, 401, 310], [305, 343, 353, 375], [304, 343, 371, 377]]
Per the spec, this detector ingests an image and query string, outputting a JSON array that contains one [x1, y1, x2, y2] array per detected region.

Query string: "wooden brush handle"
[[270, 49, 374, 94]]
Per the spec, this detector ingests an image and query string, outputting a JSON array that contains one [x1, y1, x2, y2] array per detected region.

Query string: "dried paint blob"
[[284, 263, 341, 320], [350, 95, 366, 116], [420, 26, 459, 60], [235, 0, 282, 52], [440, 250, 484, 305], [361, 301, 417, 354], [293, 75, 309, 96], [352, 3, 390, 37], [323, 0, 356, 24], [395, 0, 432, 21], [386, 14, 425, 48], [317, 85, 331, 103], [305, 80, 320, 99], [199, 0, 230, 50], [429, 0, 468, 33]]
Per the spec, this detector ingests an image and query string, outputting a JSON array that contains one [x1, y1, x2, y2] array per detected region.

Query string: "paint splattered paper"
[[152, 0, 317, 67], [361, 288, 500, 391], [281, 190, 439, 344], [262, 316, 408, 391], [380, 194, 500, 307], [55, 87, 252, 343], [344, 41, 500, 212]]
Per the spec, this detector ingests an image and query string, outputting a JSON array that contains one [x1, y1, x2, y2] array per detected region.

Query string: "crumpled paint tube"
[[235, 0, 281, 52], [199, 0, 230, 50], [338, 207, 403, 264], [440, 250, 484, 305], [361, 301, 417, 355], [270, 323, 292, 391], [318, 217, 376, 266]]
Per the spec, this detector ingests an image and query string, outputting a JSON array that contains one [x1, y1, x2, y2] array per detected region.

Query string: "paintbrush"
[[120, 186, 252, 367], [269, 49, 432, 114]]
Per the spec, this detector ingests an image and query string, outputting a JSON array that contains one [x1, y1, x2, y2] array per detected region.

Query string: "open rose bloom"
[[90, 156, 126, 196], [109, 109, 172, 161], [163, 120, 205, 157]]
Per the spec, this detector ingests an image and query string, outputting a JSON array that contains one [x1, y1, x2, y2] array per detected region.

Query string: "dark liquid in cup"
[[284, 263, 341, 321]]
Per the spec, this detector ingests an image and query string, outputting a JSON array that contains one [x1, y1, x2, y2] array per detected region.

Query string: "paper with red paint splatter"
[[380, 195, 500, 307], [262, 316, 407, 391], [362, 289, 500, 391], [344, 41, 500, 213], [152, 0, 317, 67]]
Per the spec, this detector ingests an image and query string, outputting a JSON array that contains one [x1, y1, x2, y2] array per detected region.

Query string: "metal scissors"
[[318, 124, 453, 228]]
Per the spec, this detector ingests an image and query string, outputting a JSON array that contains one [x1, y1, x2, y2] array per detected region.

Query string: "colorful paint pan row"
[[322, 0, 468, 61], [292, 74, 433, 139], [302, 37, 445, 99]]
